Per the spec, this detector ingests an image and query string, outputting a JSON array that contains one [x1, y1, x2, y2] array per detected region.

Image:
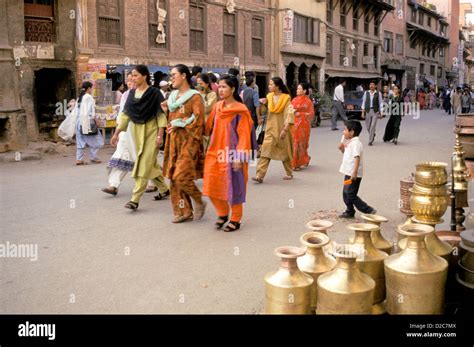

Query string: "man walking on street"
[[332, 79, 348, 130], [361, 81, 383, 146]]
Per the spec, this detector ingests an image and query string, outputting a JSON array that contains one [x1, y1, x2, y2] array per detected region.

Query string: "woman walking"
[[461, 89, 472, 114], [75, 81, 104, 165], [291, 82, 314, 171], [110, 65, 169, 210], [102, 73, 135, 195], [252, 77, 294, 183], [383, 84, 403, 145], [203, 75, 255, 232], [162, 64, 206, 223]]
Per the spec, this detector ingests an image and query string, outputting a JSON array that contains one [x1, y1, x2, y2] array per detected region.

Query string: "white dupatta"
[[118, 90, 137, 161]]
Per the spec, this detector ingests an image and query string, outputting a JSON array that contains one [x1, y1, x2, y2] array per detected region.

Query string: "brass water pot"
[[398, 220, 453, 262], [348, 223, 388, 314], [306, 220, 333, 235], [316, 246, 375, 314], [297, 232, 336, 312], [385, 224, 448, 314], [409, 189, 449, 224], [264, 246, 313, 314], [361, 214, 392, 254], [414, 161, 448, 186]]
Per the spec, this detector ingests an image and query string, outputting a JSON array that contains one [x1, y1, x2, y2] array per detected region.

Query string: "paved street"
[[0, 108, 462, 313]]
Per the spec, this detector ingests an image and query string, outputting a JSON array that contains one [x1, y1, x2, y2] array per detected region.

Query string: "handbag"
[[80, 119, 99, 136], [257, 118, 266, 145]]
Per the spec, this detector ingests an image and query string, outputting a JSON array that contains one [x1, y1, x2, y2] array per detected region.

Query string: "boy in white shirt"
[[338, 120, 376, 218]]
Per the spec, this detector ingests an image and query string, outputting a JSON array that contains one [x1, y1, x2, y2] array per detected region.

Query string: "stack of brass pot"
[[347, 223, 388, 314], [409, 162, 449, 225], [316, 245, 375, 314], [297, 232, 336, 313], [458, 229, 474, 287], [264, 246, 313, 314], [361, 214, 392, 254], [385, 224, 448, 314]]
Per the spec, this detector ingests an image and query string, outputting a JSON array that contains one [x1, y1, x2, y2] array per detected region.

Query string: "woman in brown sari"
[[162, 64, 206, 223]]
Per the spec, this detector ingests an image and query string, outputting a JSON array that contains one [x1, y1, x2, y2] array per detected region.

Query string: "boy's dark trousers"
[[343, 175, 373, 216]]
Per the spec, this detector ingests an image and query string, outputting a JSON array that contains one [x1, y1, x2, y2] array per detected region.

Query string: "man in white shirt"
[[332, 79, 348, 130], [159, 80, 170, 100], [361, 81, 384, 146]]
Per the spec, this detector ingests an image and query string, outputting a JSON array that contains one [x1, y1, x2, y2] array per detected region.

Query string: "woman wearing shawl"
[[383, 84, 403, 145], [162, 64, 206, 223], [110, 65, 169, 211], [75, 81, 104, 165], [252, 77, 294, 183], [203, 75, 255, 232], [291, 82, 314, 171]]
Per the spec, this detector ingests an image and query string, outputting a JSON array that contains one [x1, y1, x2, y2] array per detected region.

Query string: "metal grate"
[[24, 16, 55, 42]]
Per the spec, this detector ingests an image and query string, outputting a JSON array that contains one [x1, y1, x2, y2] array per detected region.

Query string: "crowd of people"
[[65, 65, 473, 230]]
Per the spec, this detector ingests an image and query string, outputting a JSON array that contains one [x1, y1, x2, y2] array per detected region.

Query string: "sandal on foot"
[[224, 221, 241, 232], [194, 201, 207, 220], [252, 176, 263, 183], [124, 201, 139, 211], [101, 186, 118, 196], [153, 190, 170, 201], [215, 215, 229, 229], [91, 159, 102, 164], [76, 160, 86, 165], [283, 175, 294, 180], [172, 214, 193, 223]]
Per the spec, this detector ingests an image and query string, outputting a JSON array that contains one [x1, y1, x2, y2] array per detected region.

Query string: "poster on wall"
[[282, 10, 294, 46]]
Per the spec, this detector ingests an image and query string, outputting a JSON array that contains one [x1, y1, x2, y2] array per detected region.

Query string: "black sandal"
[[223, 221, 240, 232], [124, 201, 139, 211], [215, 215, 229, 230], [153, 190, 170, 201]]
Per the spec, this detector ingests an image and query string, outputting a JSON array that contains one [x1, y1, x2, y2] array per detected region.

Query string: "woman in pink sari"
[[291, 82, 315, 171]]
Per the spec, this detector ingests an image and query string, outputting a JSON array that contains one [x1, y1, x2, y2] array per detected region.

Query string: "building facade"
[[460, 0, 474, 87], [1, 0, 77, 150], [76, 0, 276, 96], [404, 0, 450, 90], [324, 0, 395, 93], [274, 0, 326, 95]]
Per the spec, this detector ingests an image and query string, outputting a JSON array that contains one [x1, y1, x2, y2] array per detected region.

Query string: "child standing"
[[338, 120, 376, 218]]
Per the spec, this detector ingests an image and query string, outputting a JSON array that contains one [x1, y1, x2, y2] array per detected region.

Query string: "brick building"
[[0, 0, 77, 150], [274, 0, 326, 96], [404, 0, 450, 91], [76, 0, 276, 96], [324, 0, 395, 93]]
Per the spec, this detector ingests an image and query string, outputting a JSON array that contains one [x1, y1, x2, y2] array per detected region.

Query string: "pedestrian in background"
[[331, 79, 348, 131], [361, 81, 383, 146], [291, 82, 314, 171], [461, 88, 472, 114], [383, 84, 403, 145]]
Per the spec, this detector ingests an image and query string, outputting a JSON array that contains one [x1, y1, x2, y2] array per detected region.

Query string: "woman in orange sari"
[[203, 75, 256, 232], [291, 82, 315, 171]]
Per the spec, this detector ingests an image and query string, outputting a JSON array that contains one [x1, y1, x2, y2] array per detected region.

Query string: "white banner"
[[282, 10, 294, 46]]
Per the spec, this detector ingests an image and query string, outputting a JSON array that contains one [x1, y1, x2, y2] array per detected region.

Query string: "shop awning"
[[107, 64, 170, 74], [325, 71, 382, 80], [423, 76, 435, 85]]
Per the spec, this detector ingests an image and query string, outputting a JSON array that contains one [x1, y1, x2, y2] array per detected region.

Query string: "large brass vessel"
[[297, 232, 336, 312], [316, 246, 375, 314], [348, 223, 388, 314], [306, 220, 333, 235], [385, 224, 448, 314], [264, 246, 313, 314], [361, 214, 392, 254]]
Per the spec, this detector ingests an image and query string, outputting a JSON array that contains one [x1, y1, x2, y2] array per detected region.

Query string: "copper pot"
[[297, 232, 336, 312], [414, 161, 448, 186], [264, 246, 313, 314], [347, 223, 388, 314], [316, 246, 375, 314], [385, 224, 448, 314], [360, 214, 392, 254]]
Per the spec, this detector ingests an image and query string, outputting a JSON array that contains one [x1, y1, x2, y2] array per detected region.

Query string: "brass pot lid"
[[274, 246, 305, 259], [361, 214, 388, 224], [306, 219, 334, 231], [398, 223, 434, 237], [300, 232, 330, 248]]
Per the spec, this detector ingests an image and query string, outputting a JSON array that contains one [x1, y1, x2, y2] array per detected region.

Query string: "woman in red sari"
[[291, 82, 315, 171], [203, 75, 256, 232], [418, 89, 426, 110]]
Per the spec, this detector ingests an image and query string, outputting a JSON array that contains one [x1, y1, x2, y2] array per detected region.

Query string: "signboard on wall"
[[282, 10, 294, 46]]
